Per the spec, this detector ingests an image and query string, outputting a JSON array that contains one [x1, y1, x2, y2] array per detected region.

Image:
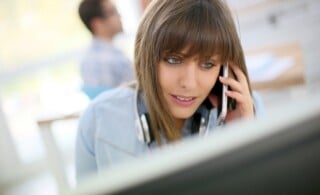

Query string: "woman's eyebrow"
[[209, 58, 220, 62], [164, 51, 186, 57], [199, 55, 221, 62]]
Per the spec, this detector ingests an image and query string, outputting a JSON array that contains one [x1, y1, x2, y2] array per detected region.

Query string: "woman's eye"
[[165, 56, 181, 64], [201, 62, 215, 69]]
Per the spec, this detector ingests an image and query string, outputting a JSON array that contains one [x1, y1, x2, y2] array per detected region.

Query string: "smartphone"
[[203, 63, 234, 125], [200, 62, 236, 127], [216, 63, 228, 125]]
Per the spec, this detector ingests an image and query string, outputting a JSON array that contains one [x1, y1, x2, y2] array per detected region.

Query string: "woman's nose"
[[179, 62, 198, 89]]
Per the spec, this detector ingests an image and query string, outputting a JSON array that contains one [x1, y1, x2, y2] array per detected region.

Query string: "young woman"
[[76, 0, 263, 181]]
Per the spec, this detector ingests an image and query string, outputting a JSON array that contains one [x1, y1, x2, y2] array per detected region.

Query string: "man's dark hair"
[[78, 0, 106, 33]]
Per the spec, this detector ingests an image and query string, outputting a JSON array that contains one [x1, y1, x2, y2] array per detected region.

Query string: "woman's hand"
[[220, 63, 254, 122], [208, 63, 254, 123]]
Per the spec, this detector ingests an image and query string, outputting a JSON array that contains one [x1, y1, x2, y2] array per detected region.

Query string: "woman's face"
[[158, 48, 221, 126]]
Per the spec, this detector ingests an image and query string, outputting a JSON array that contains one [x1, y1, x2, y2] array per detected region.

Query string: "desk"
[[245, 42, 305, 91], [37, 111, 80, 192]]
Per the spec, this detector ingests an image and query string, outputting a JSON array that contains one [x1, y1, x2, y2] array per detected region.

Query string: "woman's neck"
[[174, 118, 186, 132]]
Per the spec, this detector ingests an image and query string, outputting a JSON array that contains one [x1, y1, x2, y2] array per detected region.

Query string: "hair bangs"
[[156, 1, 233, 62]]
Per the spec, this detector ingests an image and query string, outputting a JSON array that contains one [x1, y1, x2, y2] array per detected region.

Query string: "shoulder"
[[78, 85, 136, 136], [94, 86, 135, 103], [78, 86, 148, 160], [77, 85, 137, 151], [80, 86, 135, 121]]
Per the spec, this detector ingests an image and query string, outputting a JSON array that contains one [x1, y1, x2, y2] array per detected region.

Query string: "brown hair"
[[134, 0, 252, 144]]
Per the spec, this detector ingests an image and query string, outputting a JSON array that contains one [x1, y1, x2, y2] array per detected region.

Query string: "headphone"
[[135, 88, 211, 145]]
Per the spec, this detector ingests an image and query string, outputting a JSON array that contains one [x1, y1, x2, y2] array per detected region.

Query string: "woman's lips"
[[170, 95, 196, 106]]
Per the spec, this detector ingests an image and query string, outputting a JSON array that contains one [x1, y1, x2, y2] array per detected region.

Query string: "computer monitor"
[[71, 94, 320, 195]]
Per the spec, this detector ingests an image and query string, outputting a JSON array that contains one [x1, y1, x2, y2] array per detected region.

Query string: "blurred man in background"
[[78, 0, 134, 100]]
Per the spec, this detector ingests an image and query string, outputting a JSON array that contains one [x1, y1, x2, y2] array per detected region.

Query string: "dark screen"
[[111, 112, 320, 195]]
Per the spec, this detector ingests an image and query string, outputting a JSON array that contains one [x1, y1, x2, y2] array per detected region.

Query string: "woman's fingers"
[[220, 63, 250, 96], [219, 76, 242, 92], [229, 63, 247, 84], [225, 90, 243, 102], [220, 62, 255, 120]]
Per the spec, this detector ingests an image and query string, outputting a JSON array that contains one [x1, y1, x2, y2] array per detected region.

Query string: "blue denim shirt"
[[75, 86, 264, 181]]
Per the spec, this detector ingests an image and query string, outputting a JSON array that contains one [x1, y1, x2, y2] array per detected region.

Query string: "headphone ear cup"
[[191, 111, 209, 135], [140, 113, 154, 144], [191, 113, 202, 134]]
